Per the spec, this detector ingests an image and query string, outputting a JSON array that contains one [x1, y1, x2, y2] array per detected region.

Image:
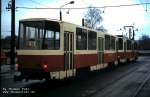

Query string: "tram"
[[15, 18, 138, 81]]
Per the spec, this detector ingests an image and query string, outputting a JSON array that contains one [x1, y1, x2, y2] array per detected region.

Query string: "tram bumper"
[[14, 69, 50, 81], [14, 72, 23, 81]]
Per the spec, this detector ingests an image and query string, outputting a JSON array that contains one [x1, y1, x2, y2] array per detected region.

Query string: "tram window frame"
[[118, 38, 123, 50], [131, 42, 134, 50], [105, 35, 110, 50], [127, 40, 131, 50], [43, 21, 60, 50], [124, 42, 127, 51], [88, 30, 97, 50], [76, 27, 87, 50], [24, 26, 43, 49], [110, 36, 115, 50], [19, 21, 60, 50], [43, 30, 60, 49], [134, 42, 137, 50]]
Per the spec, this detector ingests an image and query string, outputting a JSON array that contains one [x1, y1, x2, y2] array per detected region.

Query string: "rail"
[[138, 50, 150, 56], [132, 74, 150, 97]]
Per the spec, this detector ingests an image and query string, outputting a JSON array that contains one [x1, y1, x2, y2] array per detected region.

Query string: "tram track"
[[82, 62, 143, 97], [131, 68, 150, 97], [85, 61, 150, 97]]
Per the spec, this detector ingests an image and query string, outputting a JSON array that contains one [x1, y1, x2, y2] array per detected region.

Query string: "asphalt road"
[[1, 56, 150, 97]]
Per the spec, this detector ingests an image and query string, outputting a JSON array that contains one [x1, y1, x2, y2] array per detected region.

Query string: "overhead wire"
[[137, 0, 150, 39], [138, 0, 150, 18], [16, 2, 150, 10]]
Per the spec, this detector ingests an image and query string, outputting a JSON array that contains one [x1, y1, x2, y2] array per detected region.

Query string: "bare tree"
[[96, 25, 107, 32], [84, 7, 103, 30]]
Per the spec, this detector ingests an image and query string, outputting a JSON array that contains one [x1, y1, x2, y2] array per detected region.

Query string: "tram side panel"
[[74, 27, 98, 70], [117, 36, 126, 63], [117, 51, 126, 63], [74, 53, 98, 69], [103, 34, 118, 66], [103, 52, 117, 63], [125, 40, 134, 61]]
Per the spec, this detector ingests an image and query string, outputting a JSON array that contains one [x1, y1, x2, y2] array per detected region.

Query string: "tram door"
[[64, 32, 74, 70], [98, 37, 104, 64]]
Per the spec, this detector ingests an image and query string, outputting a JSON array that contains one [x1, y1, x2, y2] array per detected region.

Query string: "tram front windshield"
[[18, 21, 60, 50]]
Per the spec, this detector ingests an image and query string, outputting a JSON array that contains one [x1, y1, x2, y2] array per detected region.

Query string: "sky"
[[1, 0, 150, 40]]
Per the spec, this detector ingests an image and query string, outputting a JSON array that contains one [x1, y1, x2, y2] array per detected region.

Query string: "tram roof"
[[19, 18, 77, 27], [20, 18, 61, 22]]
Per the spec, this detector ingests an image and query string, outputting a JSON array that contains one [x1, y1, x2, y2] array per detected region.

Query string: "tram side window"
[[127, 40, 131, 50], [88, 30, 97, 50], [105, 35, 110, 50], [76, 27, 87, 50], [134, 42, 137, 50], [19, 21, 60, 50], [124, 42, 127, 50], [25, 27, 43, 49], [110, 36, 115, 50], [131, 42, 134, 50], [19, 23, 24, 49], [44, 30, 60, 49], [118, 38, 123, 50]]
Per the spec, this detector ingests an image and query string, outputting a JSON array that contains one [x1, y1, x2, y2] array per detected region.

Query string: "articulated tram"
[[15, 18, 138, 81]]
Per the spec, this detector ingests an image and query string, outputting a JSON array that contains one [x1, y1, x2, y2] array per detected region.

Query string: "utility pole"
[[0, 0, 1, 42], [6, 0, 16, 70], [11, 0, 15, 70]]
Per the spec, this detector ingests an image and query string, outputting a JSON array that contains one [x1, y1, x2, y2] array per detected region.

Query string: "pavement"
[[0, 65, 14, 74]]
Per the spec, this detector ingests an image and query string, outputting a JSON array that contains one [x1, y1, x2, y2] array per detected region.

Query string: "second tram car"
[[15, 18, 138, 81]]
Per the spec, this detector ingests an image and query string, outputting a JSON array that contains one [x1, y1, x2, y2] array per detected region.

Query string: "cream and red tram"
[[117, 35, 138, 63], [16, 18, 138, 81]]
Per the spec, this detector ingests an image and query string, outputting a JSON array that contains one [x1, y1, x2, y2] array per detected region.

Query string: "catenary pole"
[[10, 0, 15, 70]]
